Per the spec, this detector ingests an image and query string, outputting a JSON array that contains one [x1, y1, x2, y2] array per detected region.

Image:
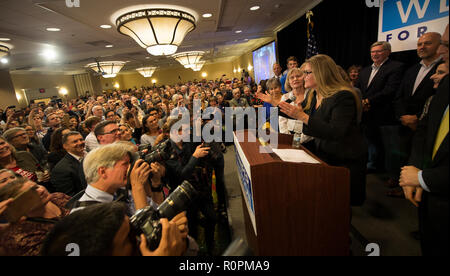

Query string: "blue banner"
[[379, 0, 449, 52], [382, 0, 448, 32]]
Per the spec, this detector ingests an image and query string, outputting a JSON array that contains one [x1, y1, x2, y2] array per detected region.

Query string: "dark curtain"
[[276, 0, 418, 72]]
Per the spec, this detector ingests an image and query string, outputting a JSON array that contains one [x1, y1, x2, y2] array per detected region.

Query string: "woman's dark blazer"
[[303, 90, 367, 163]]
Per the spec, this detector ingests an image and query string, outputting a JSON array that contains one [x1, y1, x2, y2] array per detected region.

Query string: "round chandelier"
[[172, 51, 204, 68], [136, 66, 157, 78], [191, 61, 206, 72], [85, 61, 127, 78], [115, 7, 197, 56], [0, 43, 11, 59]]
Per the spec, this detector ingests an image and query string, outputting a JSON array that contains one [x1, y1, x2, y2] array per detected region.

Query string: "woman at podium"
[[279, 54, 367, 206]]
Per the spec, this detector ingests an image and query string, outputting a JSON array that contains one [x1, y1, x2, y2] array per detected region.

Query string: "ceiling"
[[0, 0, 321, 75]]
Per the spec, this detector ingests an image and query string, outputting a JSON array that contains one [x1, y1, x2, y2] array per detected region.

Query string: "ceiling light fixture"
[[191, 61, 206, 72], [0, 43, 11, 59], [136, 66, 157, 78], [86, 61, 127, 78], [105, 45, 114, 48], [0, 58, 8, 64], [115, 6, 197, 56], [0, 38, 11, 41], [202, 13, 212, 18], [235, 30, 242, 33], [250, 6, 260, 11], [172, 51, 204, 68], [100, 25, 112, 29], [46, 28, 61, 32]]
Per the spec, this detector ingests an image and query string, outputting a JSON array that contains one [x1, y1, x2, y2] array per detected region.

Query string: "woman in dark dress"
[[280, 54, 367, 206]]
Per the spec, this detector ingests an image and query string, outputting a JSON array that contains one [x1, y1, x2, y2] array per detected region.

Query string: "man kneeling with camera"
[[41, 142, 197, 256]]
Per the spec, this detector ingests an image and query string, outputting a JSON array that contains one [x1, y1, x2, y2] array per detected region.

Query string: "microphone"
[[285, 93, 296, 104]]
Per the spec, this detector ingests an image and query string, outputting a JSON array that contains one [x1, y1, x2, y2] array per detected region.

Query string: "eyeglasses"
[[101, 128, 120, 135], [303, 71, 313, 76]]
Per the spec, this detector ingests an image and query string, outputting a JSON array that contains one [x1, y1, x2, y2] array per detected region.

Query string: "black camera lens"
[[157, 181, 196, 220], [129, 181, 197, 251]]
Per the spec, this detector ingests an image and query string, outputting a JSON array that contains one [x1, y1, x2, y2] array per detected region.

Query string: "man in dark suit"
[[400, 24, 449, 256], [50, 131, 87, 196], [42, 112, 62, 151], [272, 63, 283, 80], [385, 33, 443, 194], [356, 41, 405, 172]]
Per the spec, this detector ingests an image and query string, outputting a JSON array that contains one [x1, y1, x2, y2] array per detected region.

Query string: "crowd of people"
[[0, 24, 448, 256]]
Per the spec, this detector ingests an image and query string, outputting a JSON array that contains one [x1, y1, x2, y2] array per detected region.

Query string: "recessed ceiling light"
[[100, 25, 112, 29], [0, 38, 11, 41], [41, 49, 57, 60], [105, 45, 114, 48], [202, 13, 212, 18], [250, 6, 260, 11], [235, 30, 242, 33], [46, 28, 61, 32]]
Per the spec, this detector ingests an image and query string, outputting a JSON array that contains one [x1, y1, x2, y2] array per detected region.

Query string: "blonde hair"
[[303, 54, 361, 115], [83, 143, 134, 184], [284, 64, 306, 92]]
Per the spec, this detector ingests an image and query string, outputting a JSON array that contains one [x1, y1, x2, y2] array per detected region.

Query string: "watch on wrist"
[[151, 184, 163, 192]]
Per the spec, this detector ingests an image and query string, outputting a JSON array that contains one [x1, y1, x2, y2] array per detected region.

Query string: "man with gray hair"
[[229, 88, 249, 108], [92, 105, 104, 120], [56, 142, 196, 255], [356, 41, 405, 173], [71, 142, 163, 214]]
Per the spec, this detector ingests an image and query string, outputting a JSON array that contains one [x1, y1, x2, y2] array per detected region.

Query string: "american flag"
[[306, 11, 319, 59]]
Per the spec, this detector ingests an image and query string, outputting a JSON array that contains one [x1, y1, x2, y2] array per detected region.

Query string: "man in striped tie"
[[399, 24, 449, 256]]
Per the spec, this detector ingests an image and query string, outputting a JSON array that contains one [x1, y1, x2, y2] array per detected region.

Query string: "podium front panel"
[[234, 130, 350, 256]]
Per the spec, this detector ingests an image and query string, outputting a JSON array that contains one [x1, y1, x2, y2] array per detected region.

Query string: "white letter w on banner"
[[396, 0, 430, 23]]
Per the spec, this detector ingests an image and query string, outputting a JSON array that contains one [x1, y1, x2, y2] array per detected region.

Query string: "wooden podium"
[[233, 130, 350, 256]]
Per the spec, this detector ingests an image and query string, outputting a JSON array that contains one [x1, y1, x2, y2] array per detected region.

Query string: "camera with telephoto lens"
[[142, 139, 172, 164], [128, 139, 172, 182], [129, 180, 197, 250]]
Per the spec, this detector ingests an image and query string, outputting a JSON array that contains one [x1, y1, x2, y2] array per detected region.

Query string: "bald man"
[[387, 33, 443, 192], [395, 32, 442, 129], [400, 24, 449, 256]]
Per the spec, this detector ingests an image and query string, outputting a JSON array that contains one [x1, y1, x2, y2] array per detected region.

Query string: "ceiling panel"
[[0, 0, 322, 74]]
